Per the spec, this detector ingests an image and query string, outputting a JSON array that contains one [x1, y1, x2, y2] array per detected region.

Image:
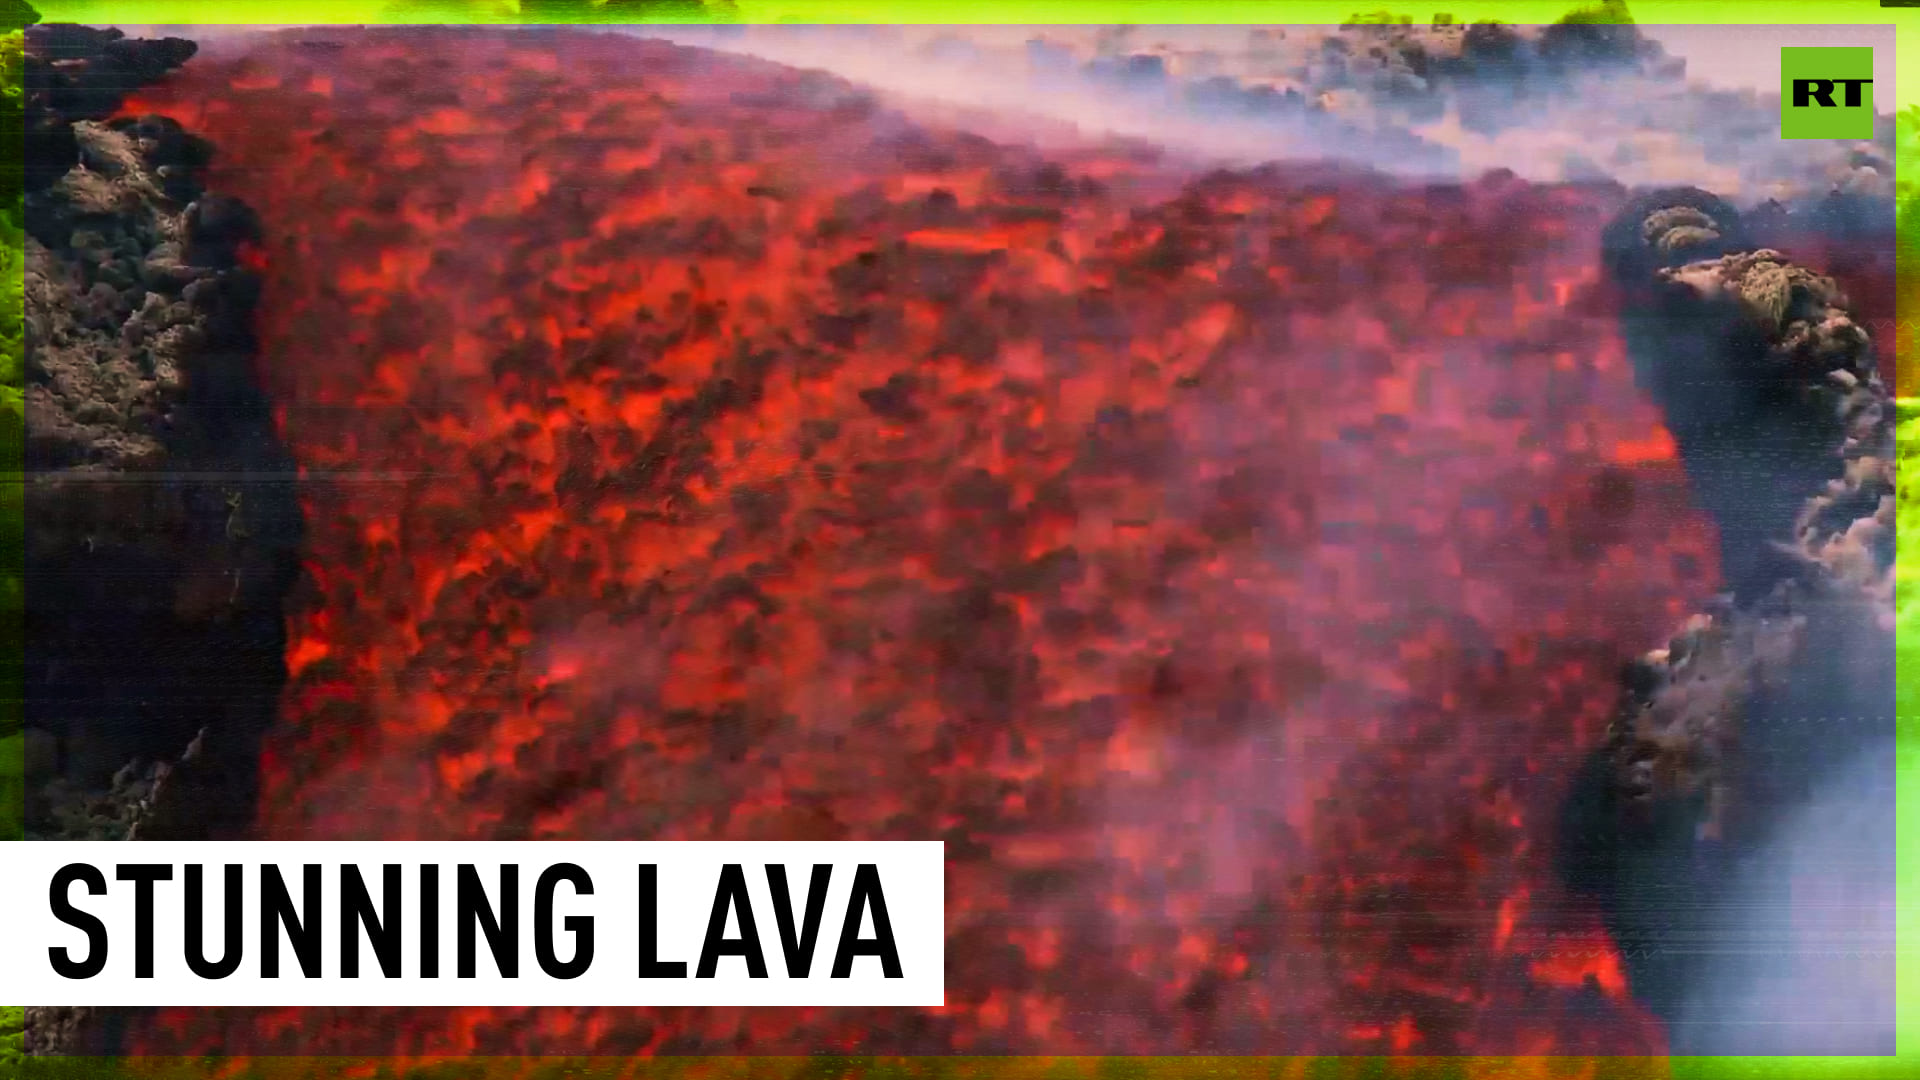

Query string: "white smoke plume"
[[1669, 739, 1898, 1055]]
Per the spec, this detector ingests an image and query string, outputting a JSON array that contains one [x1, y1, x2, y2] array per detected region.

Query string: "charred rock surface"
[[16, 25, 303, 1060], [20, 23, 199, 194], [1560, 190, 1896, 1053], [20, 33, 301, 852]]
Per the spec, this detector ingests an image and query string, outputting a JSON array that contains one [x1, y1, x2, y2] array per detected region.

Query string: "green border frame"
[[4, 1, 1915, 1076]]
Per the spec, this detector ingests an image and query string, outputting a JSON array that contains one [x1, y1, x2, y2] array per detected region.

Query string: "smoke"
[[633, 21, 1895, 202], [1668, 738, 1897, 1055], [108, 20, 1898, 205], [1576, 189, 1901, 1056]]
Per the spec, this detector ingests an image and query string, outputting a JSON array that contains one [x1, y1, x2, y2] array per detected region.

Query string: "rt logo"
[[1781, 47, 1874, 139]]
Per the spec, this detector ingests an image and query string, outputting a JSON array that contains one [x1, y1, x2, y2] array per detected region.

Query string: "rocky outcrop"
[[19, 24, 303, 1056], [1559, 189, 1896, 1052]]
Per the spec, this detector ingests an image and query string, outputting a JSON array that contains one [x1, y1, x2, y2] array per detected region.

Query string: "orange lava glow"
[[116, 27, 1726, 1060]]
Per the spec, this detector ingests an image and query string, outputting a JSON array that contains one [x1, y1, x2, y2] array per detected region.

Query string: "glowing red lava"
[[117, 26, 1728, 1063]]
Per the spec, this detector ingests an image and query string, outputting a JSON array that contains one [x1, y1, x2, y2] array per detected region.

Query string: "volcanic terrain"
[[18, 20, 1901, 1066]]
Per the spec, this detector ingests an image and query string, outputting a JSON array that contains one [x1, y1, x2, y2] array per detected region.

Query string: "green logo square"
[[1780, 46, 1875, 139]]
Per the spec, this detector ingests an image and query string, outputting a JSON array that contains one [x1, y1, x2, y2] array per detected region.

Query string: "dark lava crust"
[[20, 23, 302, 1053]]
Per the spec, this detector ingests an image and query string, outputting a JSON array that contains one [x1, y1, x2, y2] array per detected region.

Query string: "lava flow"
[[114, 25, 1735, 1062]]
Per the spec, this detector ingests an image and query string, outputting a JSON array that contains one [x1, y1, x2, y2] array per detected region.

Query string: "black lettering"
[[48, 863, 108, 979], [261, 864, 324, 978], [696, 863, 768, 978], [1794, 78, 1837, 106], [830, 863, 903, 979], [342, 864, 404, 979], [534, 863, 595, 980], [420, 864, 440, 978], [116, 865, 174, 979], [637, 864, 688, 978], [766, 864, 833, 978], [457, 863, 518, 978], [1839, 78, 1874, 107], [185, 864, 244, 980]]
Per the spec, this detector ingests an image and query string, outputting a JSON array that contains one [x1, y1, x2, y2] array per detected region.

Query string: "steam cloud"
[[641, 20, 1896, 203], [1670, 739, 1897, 1054]]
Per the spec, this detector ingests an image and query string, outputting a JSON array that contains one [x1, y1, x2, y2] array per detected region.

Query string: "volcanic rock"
[[1558, 192, 1896, 1052], [21, 33, 301, 843], [20, 24, 197, 192], [19, 28, 300, 1056]]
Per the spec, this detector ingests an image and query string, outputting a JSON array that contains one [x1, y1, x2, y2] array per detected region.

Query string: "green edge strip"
[[3, 17, 28, 1080], [2, 1, 1916, 1076], [0, 1056, 1916, 1080], [3, 18, 27, 840]]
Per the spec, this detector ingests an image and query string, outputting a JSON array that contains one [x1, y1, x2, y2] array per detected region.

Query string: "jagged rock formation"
[[1560, 188, 1896, 1053], [19, 24, 302, 1055], [21, 23, 198, 194]]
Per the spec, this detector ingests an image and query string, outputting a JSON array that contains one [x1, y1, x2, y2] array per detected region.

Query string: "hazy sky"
[[1646, 24, 1898, 107]]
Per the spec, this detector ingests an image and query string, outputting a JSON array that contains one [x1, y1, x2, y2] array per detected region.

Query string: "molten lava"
[[115, 25, 1741, 1062]]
